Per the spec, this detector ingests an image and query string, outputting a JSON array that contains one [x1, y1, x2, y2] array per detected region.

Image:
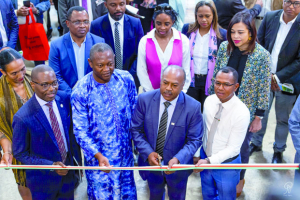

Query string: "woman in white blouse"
[[137, 3, 191, 93], [182, 0, 227, 111]]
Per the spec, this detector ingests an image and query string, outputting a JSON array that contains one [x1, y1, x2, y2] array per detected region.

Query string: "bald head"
[[31, 65, 55, 82], [162, 65, 186, 82], [160, 65, 185, 101]]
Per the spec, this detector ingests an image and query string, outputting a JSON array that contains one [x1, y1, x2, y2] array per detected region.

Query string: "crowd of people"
[[0, 0, 300, 199]]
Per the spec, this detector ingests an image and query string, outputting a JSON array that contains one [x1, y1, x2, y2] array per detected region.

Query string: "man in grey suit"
[[59, 0, 108, 34]]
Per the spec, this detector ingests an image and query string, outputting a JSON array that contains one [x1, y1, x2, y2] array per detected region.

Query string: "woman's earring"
[[248, 36, 252, 41]]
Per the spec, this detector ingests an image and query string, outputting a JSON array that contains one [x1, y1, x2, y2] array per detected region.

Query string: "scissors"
[[157, 154, 162, 169]]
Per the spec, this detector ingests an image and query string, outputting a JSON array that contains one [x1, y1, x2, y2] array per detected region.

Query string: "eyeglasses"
[[212, 80, 235, 89], [284, 0, 300, 8], [32, 80, 59, 90], [69, 20, 90, 26], [154, 5, 172, 13]]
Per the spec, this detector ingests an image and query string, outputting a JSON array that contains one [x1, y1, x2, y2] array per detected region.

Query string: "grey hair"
[[162, 65, 186, 82], [89, 43, 114, 61], [31, 65, 55, 81]]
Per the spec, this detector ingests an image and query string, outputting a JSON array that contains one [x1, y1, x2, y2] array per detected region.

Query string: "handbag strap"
[[26, 8, 36, 25]]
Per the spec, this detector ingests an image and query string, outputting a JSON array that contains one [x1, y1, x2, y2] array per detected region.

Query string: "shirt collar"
[[214, 94, 237, 110], [280, 11, 298, 25], [196, 29, 210, 37], [35, 93, 53, 107], [70, 34, 86, 45], [108, 13, 124, 27], [160, 93, 179, 107], [147, 27, 180, 40]]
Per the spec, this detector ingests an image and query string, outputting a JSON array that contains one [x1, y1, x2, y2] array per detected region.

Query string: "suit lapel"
[[102, 15, 115, 52], [269, 11, 282, 52], [165, 92, 185, 144], [151, 91, 161, 147], [63, 33, 78, 75], [33, 95, 60, 151], [84, 33, 92, 74], [123, 15, 131, 65], [0, 1, 8, 32], [55, 95, 71, 148], [280, 17, 300, 54]]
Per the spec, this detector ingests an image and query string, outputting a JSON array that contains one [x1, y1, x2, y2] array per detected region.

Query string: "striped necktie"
[[155, 101, 171, 159], [46, 102, 67, 163], [114, 22, 122, 69]]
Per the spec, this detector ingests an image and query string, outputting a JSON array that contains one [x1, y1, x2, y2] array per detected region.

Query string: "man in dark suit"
[[250, 0, 300, 163], [131, 65, 203, 200], [0, 0, 18, 50], [12, 65, 82, 200], [49, 6, 105, 94], [213, 0, 263, 29], [90, 0, 144, 89], [59, 0, 108, 34]]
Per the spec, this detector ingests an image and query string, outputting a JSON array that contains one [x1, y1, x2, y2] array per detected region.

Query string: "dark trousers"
[[240, 129, 253, 180], [147, 171, 188, 200], [138, 5, 154, 35], [186, 74, 207, 112], [29, 153, 76, 200]]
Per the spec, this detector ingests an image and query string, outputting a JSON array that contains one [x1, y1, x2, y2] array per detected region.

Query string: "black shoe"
[[249, 143, 262, 156], [272, 152, 283, 163]]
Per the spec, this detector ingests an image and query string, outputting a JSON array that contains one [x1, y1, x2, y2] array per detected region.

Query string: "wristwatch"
[[36, 8, 40, 15]]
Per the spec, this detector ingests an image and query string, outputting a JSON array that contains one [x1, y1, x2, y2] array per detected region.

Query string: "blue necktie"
[[114, 22, 122, 69]]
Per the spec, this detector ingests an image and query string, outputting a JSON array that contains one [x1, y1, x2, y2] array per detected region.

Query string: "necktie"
[[206, 103, 223, 157], [156, 101, 171, 159], [114, 22, 122, 69], [82, 0, 88, 11], [0, 32, 3, 48], [45, 102, 67, 163]]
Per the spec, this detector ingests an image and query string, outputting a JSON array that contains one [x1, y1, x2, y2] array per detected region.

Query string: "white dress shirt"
[[108, 14, 124, 58], [270, 12, 298, 74], [0, 11, 8, 47], [79, 0, 94, 23], [71, 34, 86, 80], [35, 94, 68, 152], [137, 28, 191, 93], [193, 30, 210, 75], [200, 94, 250, 164], [157, 95, 179, 136]]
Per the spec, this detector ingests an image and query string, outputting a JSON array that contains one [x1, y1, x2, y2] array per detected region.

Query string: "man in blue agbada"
[[71, 43, 137, 199]]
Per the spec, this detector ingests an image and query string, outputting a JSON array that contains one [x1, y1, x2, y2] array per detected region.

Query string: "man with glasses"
[[250, 0, 300, 164], [194, 67, 250, 200], [12, 65, 82, 199], [49, 6, 105, 94]]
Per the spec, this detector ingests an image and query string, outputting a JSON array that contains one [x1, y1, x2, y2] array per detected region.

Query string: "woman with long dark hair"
[[210, 10, 271, 197], [182, 0, 227, 111]]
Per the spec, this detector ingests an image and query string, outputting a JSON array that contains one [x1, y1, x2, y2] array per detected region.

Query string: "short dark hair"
[[0, 48, 23, 72], [217, 66, 239, 83], [31, 65, 55, 82], [227, 10, 257, 55], [66, 6, 88, 21], [89, 43, 114, 61], [153, 3, 179, 26]]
